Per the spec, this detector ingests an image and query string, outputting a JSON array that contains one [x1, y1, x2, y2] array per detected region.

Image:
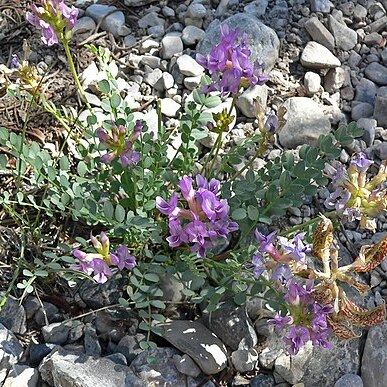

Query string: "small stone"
[[154, 72, 174, 91], [162, 6, 175, 18], [148, 25, 165, 38], [355, 78, 378, 104], [334, 373, 363, 387], [115, 333, 145, 364], [141, 56, 161, 69], [329, 15, 357, 50], [374, 142, 387, 160], [304, 71, 321, 94], [160, 35, 184, 59], [305, 17, 335, 51], [236, 85, 268, 117], [365, 62, 387, 85], [310, 0, 332, 13], [86, 4, 126, 37], [324, 67, 345, 93], [182, 25, 205, 46], [138, 12, 164, 29], [186, 3, 207, 19], [42, 321, 73, 345], [0, 293, 26, 334], [173, 354, 201, 378], [374, 88, 387, 127], [139, 39, 159, 54], [184, 76, 202, 90], [124, 35, 137, 47], [3, 365, 39, 387], [301, 41, 341, 69], [161, 98, 181, 117], [176, 54, 204, 76], [351, 102, 374, 120], [250, 374, 275, 387], [84, 323, 101, 357], [364, 32, 383, 46], [29, 343, 56, 366], [231, 348, 259, 373], [369, 16, 387, 33], [72, 16, 96, 35], [143, 68, 163, 87], [357, 118, 377, 146], [354, 4, 367, 20]]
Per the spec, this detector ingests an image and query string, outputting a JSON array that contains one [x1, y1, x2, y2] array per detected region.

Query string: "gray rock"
[[274, 342, 313, 384], [302, 336, 362, 387], [244, 0, 269, 16], [79, 273, 128, 309], [173, 354, 201, 378], [0, 324, 23, 383], [374, 142, 387, 160], [365, 62, 387, 85], [355, 78, 378, 104], [40, 346, 142, 387], [0, 293, 26, 334], [154, 72, 175, 91], [72, 17, 96, 35], [311, 0, 332, 13], [369, 16, 387, 33], [138, 12, 164, 29], [84, 323, 101, 357], [124, 35, 136, 47], [329, 15, 357, 50], [160, 98, 181, 117], [140, 55, 161, 69], [351, 102, 373, 120], [182, 26, 205, 46], [278, 97, 331, 149], [163, 320, 228, 374], [184, 76, 202, 90], [104, 353, 127, 366], [124, 0, 155, 5], [231, 348, 259, 373], [176, 54, 204, 77], [349, 51, 362, 69], [374, 88, 387, 127], [86, 5, 126, 37], [236, 85, 268, 117], [305, 17, 335, 51], [250, 374, 275, 387], [301, 41, 341, 69], [160, 35, 184, 59], [42, 321, 82, 345], [3, 365, 39, 387], [162, 6, 175, 18], [130, 347, 187, 385], [357, 118, 377, 146], [29, 343, 56, 366], [143, 68, 163, 87], [204, 301, 257, 351], [304, 71, 321, 95], [115, 333, 145, 364], [361, 321, 387, 387], [324, 67, 345, 93], [334, 374, 363, 387], [197, 14, 280, 71], [354, 4, 367, 20], [148, 25, 165, 38], [186, 3, 207, 19]]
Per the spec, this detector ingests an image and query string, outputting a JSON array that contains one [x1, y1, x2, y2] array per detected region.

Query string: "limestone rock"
[[304, 72, 321, 95], [305, 17, 335, 50], [160, 35, 184, 59], [86, 5, 127, 37], [329, 15, 357, 50], [236, 85, 268, 117], [301, 41, 341, 69]]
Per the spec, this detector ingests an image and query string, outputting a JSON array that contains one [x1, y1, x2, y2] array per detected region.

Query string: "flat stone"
[[160, 35, 184, 59], [305, 17, 335, 50], [301, 41, 341, 69], [351, 102, 373, 120], [324, 67, 345, 93], [365, 62, 387, 85], [231, 348, 259, 373], [310, 0, 332, 12], [163, 320, 228, 375], [197, 13, 280, 71], [29, 343, 56, 366], [0, 293, 26, 334], [72, 16, 96, 35], [138, 12, 164, 29], [278, 97, 331, 148], [182, 25, 205, 46], [160, 98, 181, 117], [357, 118, 376, 146], [40, 347, 143, 387], [186, 3, 207, 19], [304, 71, 321, 95], [173, 354, 201, 378], [3, 365, 39, 387], [42, 321, 73, 345], [334, 374, 363, 387], [176, 54, 204, 76], [130, 347, 187, 385], [250, 374, 275, 387], [86, 4, 126, 37], [355, 78, 378, 104], [329, 15, 357, 50], [369, 15, 387, 33], [236, 85, 268, 117]]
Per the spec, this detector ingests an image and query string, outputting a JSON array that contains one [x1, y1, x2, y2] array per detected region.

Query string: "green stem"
[[62, 39, 93, 113]]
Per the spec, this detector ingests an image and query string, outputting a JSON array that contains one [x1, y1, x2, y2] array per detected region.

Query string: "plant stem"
[[62, 40, 93, 113]]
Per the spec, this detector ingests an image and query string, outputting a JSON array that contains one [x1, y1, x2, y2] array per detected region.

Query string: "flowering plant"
[[1, 4, 386, 358]]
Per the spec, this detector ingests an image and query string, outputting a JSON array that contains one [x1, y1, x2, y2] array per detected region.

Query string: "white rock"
[[301, 41, 341, 69], [161, 98, 181, 117], [176, 54, 204, 76], [160, 35, 184, 59], [154, 72, 175, 91], [184, 76, 202, 90], [143, 68, 163, 87], [304, 72, 321, 95], [236, 85, 268, 118], [182, 25, 205, 46], [86, 4, 126, 37], [324, 67, 346, 93], [3, 365, 39, 387]]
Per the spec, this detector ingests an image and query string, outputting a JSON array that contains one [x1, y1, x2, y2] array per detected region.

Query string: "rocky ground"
[[1, 0, 387, 386]]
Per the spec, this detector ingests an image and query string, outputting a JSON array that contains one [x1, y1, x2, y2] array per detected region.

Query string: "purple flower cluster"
[[270, 281, 334, 355], [72, 232, 136, 284], [26, 1, 79, 46], [97, 120, 142, 167], [196, 24, 269, 95], [324, 153, 387, 231], [156, 175, 238, 257], [250, 230, 311, 283]]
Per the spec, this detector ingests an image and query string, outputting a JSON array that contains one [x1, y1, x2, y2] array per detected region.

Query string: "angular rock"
[[176, 55, 204, 77], [29, 343, 56, 366], [305, 17, 335, 50], [365, 62, 387, 85], [302, 336, 362, 386], [250, 374, 275, 387], [115, 333, 145, 364], [86, 5, 126, 37], [374, 87, 387, 127], [130, 347, 187, 385], [197, 13, 280, 71], [3, 365, 39, 387], [369, 15, 387, 33], [173, 354, 201, 378], [329, 15, 357, 50], [236, 85, 268, 117], [72, 17, 96, 35], [355, 78, 378, 104], [138, 12, 164, 29], [357, 118, 376, 146], [163, 320, 228, 374], [334, 373, 363, 387], [0, 324, 24, 383], [160, 98, 181, 118], [278, 97, 331, 148], [324, 67, 345, 93], [301, 41, 341, 69], [143, 68, 163, 88], [304, 72, 321, 95], [182, 26, 205, 46], [351, 102, 373, 120], [42, 321, 73, 345], [40, 347, 142, 387], [0, 293, 26, 334], [160, 35, 184, 59], [84, 323, 101, 357], [374, 142, 387, 160], [124, 0, 154, 5], [204, 301, 257, 351], [231, 348, 259, 373], [310, 0, 332, 13], [186, 3, 207, 19]]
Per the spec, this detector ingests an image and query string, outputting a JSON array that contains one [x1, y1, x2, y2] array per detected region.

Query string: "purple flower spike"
[[254, 229, 281, 260], [112, 245, 137, 270], [156, 193, 179, 218], [166, 219, 189, 248], [351, 152, 374, 172], [251, 253, 265, 278], [324, 187, 351, 212], [179, 176, 195, 202], [271, 263, 292, 284], [283, 326, 310, 355], [90, 258, 112, 284], [278, 233, 311, 263], [269, 313, 293, 332]]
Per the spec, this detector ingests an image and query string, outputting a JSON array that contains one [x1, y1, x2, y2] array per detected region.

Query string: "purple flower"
[[324, 187, 351, 212], [342, 207, 361, 222], [351, 152, 373, 172], [196, 175, 220, 194], [310, 330, 334, 350], [111, 245, 136, 270], [251, 253, 265, 277], [284, 281, 313, 306], [277, 233, 311, 263], [58, 1, 79, 28], [254, 230, 281, 260], [90, 258, 112, 284], [283, 326, 310, 355], [179, 176, 195, 202], [269, 313, 292, 332], [166, 219, 189, 248], [271, 263, 292, 284], [264, 113, 278, 133], [219, 69, 242, 95], [156, 193, 180, 218], [11, 54, 20, 68]]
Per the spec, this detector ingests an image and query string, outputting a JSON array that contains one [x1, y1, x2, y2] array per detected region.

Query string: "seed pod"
[[327, 314, 361, 340], [353, 236, 387, 272], [313, 216, 333, 261]]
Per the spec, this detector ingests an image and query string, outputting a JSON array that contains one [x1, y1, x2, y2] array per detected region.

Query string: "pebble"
[[160, 98, 181, 117], [364, 62, 387, 85], [357, 118, 377, 146], [72, 16, 96, 35], [186, 3, 207, 19], [374, 142, 387, 159], [304, 71, 321, 95], [86, 4, 127, 37], [324, 67, 345, 93], [181, 25, 205, 46], [173, 354, 201, 378], [124, 35, 137, 47], [351, 102, 374, 120], [138, 12, 164, 29], [300, 41, 341, 69], [176, 54, 204, 76], [304, 17, 335, 51], [236, 85, 268, 118], [250, 374, 275, 387], [374, 87, 387, 127], [310, 0, 332, 13], [355, 78, 378, 104], [160, 35, 184, 59], [231, 348, 259, 373], [328, 15, 358, 50], [334, 373, 363, 387]]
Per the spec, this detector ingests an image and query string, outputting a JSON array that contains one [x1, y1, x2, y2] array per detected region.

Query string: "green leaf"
[[59, 156, 69, 170], [232, 208, 246, 220], [247, 205, 259, 221], [144, 273, 159, 282], [87, 114, 97, 126], [103, 201, 114, 220], [150, 300, 166, 309], [0, 154, 7, 169], [99, 79, 110, 95], [115, 204, 126, 223], [0, 127, 9, 141], [77, 161, 88, 177], [110, 93, 121, 109], [234, 292, 247, 305]]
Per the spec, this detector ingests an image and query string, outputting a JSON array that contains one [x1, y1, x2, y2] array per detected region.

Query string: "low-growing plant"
[[0, 0, 386, 354]]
